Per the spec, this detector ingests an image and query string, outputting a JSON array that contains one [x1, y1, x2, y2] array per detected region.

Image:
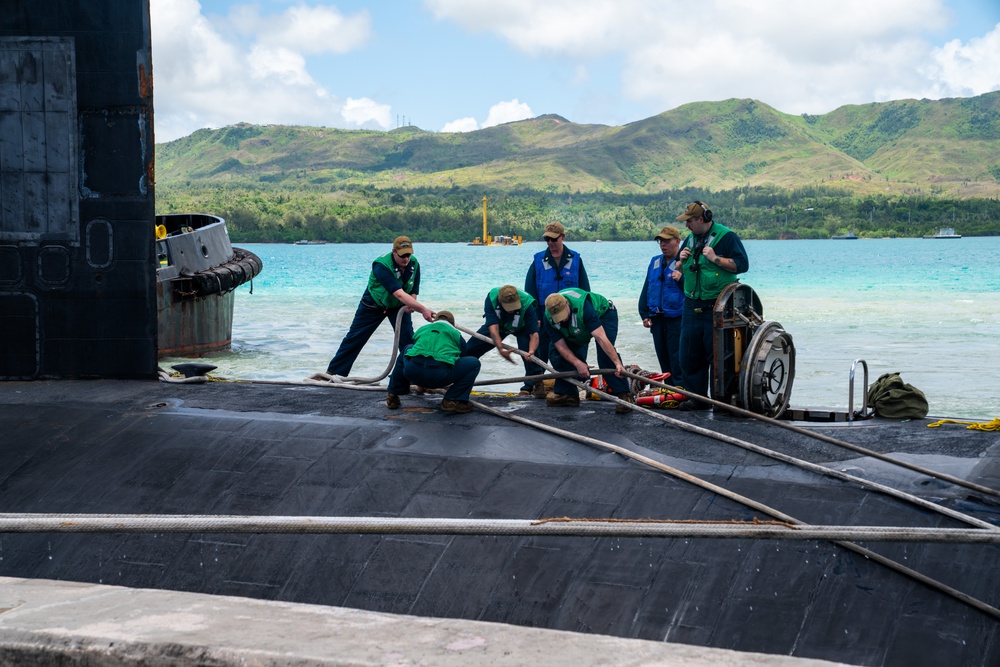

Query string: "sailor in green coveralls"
[[542, 288, 635, 414], [386, 311, 482, 414], [675, 201, 749, 411], [326, 236, 435, 377], [462, 285, 539, 385]]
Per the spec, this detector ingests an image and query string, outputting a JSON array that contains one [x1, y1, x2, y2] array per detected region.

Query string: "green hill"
[[153, 93, 1000, 242], [156, 92, 1000, 198]]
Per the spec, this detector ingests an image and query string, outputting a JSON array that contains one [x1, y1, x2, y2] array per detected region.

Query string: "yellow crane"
[[468, 196, 521, 246], [483, 195, 490, 246]]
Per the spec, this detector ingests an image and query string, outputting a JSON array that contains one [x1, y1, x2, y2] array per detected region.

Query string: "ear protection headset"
[[693, 200, 713, 222]]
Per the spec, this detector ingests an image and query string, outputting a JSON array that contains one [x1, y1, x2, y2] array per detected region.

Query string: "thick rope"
[[468, 398, 1000, 620], [450, 322, 1000, 616], [135, 322, 1000, 618], [452, 321, 1000, 507], [308, 307, 408, 386], [582, 380, 999, 531], [1, 514, 998, 543], [473, 370, 615, 387], [620, 370, 1000, 501]]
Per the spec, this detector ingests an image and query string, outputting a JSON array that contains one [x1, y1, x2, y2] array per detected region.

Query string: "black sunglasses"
[[544, 236, 562, 243]]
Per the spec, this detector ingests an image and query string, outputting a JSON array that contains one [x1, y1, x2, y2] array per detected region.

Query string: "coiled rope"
[[927, 417, 1000, 432]]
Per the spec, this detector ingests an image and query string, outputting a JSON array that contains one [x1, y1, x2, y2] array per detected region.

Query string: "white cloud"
[[922, 23, 1000, 97], [425, 0, 631, 57], [425, 0, 998, 116], [246, 46, 315, 86], [150, 0, 387, 142], [440, 100, 534, 133], [483, 99, 534, 127], [442, 117, 480, 132], [343, 98, 392, 128], [253, 5, 371, 53]]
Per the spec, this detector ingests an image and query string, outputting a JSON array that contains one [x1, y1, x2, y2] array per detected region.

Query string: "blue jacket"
[[529, 247, 585, 303], [642, 254, 684, 318]]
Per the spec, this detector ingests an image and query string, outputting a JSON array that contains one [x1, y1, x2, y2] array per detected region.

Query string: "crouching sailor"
[[543, 288, 635, 413], [386, 311, 482, 414]]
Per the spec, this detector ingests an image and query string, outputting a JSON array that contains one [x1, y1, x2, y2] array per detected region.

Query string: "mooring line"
[[618, 369, 1000, 501], [468, 398, 1000, 621], [450, 322, 1000, 617], [1, 514, 997, 543], [449, 321, 1000, 526], [145, 319, 1000, 619]]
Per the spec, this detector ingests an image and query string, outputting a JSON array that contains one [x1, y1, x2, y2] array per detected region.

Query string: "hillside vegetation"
[[155, 92, 1000, 242]]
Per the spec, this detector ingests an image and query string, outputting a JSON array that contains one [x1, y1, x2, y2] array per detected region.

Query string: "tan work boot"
[[615, 391, 635, 414], [531, 383, 548, 399], [440, 398, 473, 414], [546, 392, 580, 407], [386, 393, 401, 409]]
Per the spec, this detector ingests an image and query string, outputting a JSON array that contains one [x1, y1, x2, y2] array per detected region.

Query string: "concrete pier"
[[0, 577, 844, 666]]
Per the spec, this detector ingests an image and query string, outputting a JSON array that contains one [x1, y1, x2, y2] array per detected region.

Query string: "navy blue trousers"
[[649, 314, 685, 387], [549, 308, 629, 396], [327, 297, 413, 376], [389, 350, 481, 402], [522, 325, 548, 391], [463, 325, 535, 383], [679, 300, 715, 405]]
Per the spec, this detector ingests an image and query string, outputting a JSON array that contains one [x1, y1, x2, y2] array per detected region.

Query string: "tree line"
[[155, 181, 1000, 243]]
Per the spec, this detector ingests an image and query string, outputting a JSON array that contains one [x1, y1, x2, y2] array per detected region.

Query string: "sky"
[[150, 0, 1000, 143]]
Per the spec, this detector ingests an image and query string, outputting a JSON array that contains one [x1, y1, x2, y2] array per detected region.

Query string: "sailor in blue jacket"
[[523, 221, 590, 397], [638, 225, 685, 388]]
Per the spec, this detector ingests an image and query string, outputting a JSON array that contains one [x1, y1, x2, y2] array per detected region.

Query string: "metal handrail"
[[848, 359, 870, 421]]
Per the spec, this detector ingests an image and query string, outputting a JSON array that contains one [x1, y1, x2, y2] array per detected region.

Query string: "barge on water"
[[923, 227, 962, 239], [156, 214, 263, 357]]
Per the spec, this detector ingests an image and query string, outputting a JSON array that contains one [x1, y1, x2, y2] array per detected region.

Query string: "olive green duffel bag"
[[867, 372, 929, 419]]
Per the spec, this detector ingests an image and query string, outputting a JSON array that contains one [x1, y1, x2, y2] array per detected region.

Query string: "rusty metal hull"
[[156, 286, 235, 357], [155, 214, 262, 358]]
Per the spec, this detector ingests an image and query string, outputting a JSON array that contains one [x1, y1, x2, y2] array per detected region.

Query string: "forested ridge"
[[155, 93, 1000, 241]]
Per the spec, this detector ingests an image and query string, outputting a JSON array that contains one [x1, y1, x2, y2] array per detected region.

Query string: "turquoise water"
[[162, 238, 1000, 419]]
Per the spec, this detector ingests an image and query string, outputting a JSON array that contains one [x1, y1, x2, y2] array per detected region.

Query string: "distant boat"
[[294, 240, 328, 245], [922, 228, 962, 239], [831, 232, 858, 240]]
